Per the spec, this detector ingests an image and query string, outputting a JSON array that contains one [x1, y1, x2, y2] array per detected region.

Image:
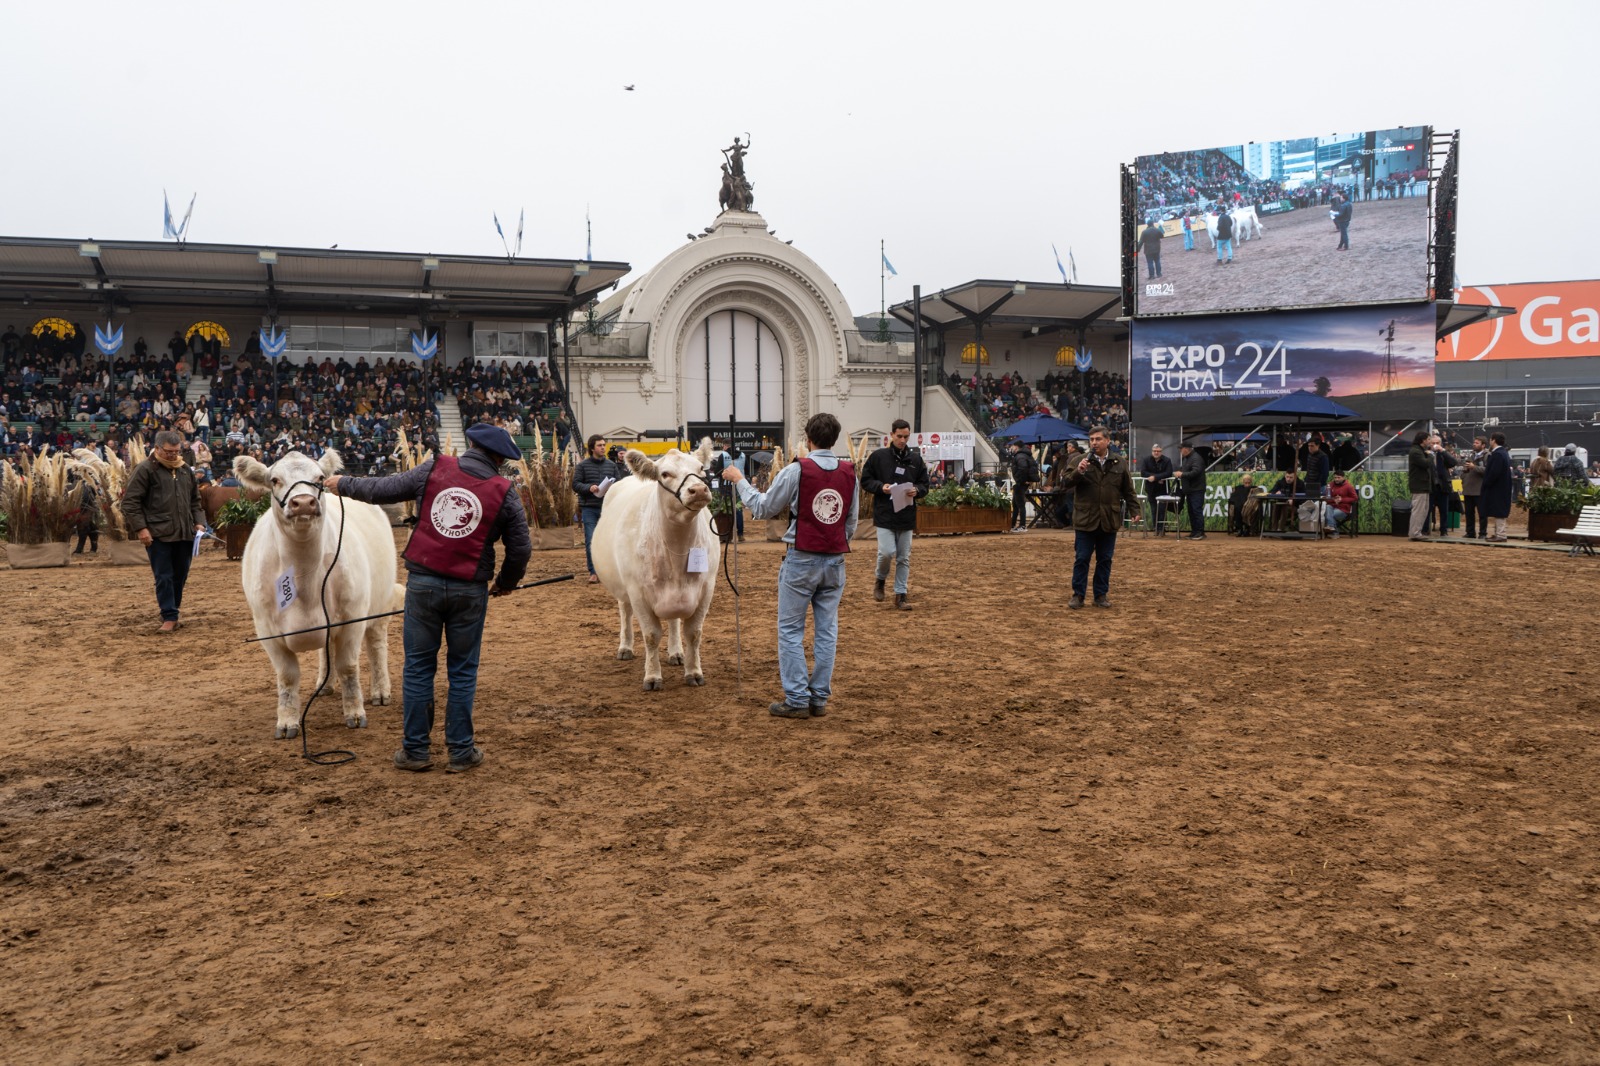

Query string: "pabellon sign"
[[1442, 281, 1600, 361]]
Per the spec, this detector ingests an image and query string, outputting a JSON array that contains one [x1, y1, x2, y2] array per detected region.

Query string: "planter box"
[[8, 541, 72, 568], [222, 524, 254, 561], [104, 539, 149, 566], [1527, 511, 1579, 543], [531, 527, 575, 550], [915, 506, 1010, 535]]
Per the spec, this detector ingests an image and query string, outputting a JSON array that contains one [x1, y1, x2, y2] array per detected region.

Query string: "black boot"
[[874, 578, 886, 602], [895, 593, 912, 611]]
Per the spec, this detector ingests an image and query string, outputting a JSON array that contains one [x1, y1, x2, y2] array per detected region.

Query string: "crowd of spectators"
[[447, 357, 574, 451], [1136, 149, 1285, 221], [942, 367, 1131, 453]]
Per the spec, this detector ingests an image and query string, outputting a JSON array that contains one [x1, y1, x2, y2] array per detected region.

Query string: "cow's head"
[[624, 438, 715, 512], [235, 449, 343, 533]]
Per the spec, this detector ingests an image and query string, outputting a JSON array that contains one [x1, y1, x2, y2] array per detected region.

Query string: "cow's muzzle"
[[276, 478, 326, 520]]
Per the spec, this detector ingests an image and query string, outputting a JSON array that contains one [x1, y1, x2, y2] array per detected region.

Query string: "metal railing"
[[556, 321, 650, 359], [1439, 387, 1600, 426], [843, 330, 915, 365]]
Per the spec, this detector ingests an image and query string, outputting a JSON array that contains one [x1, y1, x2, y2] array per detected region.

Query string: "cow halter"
[[660, 469, 712, 508], [274, 476, 326, 511]]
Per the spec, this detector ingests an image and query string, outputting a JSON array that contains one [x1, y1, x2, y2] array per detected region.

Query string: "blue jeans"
[[1215, 237, 1233, 262], [776, 550, 845, 709], [1072, 529, 1118, 600], [1186, 490, 1205, 533], [875, 527, 913, 595], [1336, 222, 1350, 250], [145, 539, 194, 621], [580, 507, 602, 575], [401, 573, 489, 760], [1183, 230, 1194, 250]]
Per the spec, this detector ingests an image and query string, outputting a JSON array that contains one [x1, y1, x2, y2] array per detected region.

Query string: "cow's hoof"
[[643, 678, 663, 691], [666, 652, 684, 666], [685, 673, 705, 687], [276, 723, 299, 740], [344, 714, 368, 729], [617, 649, 635, 661], [372, 693, 390, 706]]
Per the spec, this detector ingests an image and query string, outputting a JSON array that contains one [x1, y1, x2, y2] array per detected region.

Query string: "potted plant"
[[215, 495, 270, 560], [1, 447, 86, 568], [707, 490, 738, 540], [1522, 481, 1598, 542], [510, 427, 578, 550], [916, 481, 1012, 535]]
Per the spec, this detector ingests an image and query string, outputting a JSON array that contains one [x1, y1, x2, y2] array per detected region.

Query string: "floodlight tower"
[[1379, 319, 1397, 391]]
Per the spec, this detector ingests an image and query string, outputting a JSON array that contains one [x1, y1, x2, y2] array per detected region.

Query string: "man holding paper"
[[860, 419, 928, 611], [572, 434, 619, 583]]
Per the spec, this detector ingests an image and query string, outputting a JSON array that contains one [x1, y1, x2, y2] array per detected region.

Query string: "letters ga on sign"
[[1442, 281, 1600, 361]]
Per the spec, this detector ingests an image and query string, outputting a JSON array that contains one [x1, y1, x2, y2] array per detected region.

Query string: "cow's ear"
[[319, 449, 344, 476], [624, 449, 659, 481], [692, 437, 715, 466], [235, 456, 270, 492]]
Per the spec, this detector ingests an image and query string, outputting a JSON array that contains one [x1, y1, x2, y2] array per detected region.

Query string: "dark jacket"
[[339, 448, 531, 589], [1303, 449, 1330, 495], [1060, 451, 1142, 533], [571, 456, 619, 511], [1481, 446, 1513, 518], [1178, 450, 1206, 493], [1214, 211, 1234, 240], [1554, 453, 1587, 482], [1407, 445, 1436, 494], [121, 459, 205, 542], [860, 444, 929, 532], [1139, 224, 1164, 255], [1008, 449, 1039, 486], [1333, 199, 1353, 226], [1137, 454, 1174, 493]]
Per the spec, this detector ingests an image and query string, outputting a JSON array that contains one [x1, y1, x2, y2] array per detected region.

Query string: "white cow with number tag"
[[235, 450, 405, 738], [591, 439, 721, 690]]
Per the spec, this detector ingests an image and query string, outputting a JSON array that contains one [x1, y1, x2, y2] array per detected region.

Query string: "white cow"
[[591, 440, 720, 690], [234, 450, 404, 738], [1205, 205, 1264, 247]]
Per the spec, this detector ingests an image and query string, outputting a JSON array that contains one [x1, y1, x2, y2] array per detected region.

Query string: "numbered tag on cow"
[[686, 547, 709, 573], [276, 567, 296, 611]]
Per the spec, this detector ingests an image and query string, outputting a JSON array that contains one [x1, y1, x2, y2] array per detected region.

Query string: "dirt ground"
[[1139, 197, 1431, 317], [3, 525, 1598, 1065]]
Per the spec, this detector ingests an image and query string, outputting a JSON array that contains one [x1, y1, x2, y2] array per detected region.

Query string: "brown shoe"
[[874, 578, 886, 602], [1068, 594, 1084, 610], [895, 593, 912, 611], [158, 620, 178, 633]]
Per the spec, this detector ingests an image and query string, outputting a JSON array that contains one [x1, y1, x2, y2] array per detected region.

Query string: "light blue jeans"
[[776, 549, 846, 710], [1215, 237, 1233, 262], [875, 528, 913, 595]]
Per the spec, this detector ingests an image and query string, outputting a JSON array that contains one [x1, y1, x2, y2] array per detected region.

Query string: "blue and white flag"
[[412, 329, 437, 361], [1068, 247, 1078, 284], [163, 191, 178, 239], [1074, 347, 1093, 373], [1052, 244, 1068, 283], [94, 321, 124, 356], [259, 325, 288, 359], [514, 208, 524, 258], [493, 212, 505, 239], [882, 252, 897, 277]]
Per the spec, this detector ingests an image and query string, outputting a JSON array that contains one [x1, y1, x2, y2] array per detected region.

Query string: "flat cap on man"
[[465, 423, 522, 461]]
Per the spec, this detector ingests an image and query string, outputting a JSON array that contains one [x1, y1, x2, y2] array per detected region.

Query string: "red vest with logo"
[[403, 455, 511, 580], [794, 457, 854, 554]]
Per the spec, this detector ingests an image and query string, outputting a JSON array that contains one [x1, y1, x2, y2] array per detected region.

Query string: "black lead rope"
[[296, 481, 356, 766]]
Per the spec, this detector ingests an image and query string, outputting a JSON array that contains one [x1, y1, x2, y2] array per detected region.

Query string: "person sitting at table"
[[1266, 470, 1301, 532], [1228, 474, 1257, 536], [1325, 471, 1358, 537]]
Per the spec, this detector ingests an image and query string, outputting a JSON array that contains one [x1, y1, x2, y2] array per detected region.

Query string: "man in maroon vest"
[[326, 422, 531, 772], [724, 412, 858, 719]]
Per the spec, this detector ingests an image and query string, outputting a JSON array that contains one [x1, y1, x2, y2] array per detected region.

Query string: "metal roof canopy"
[[0, 236, 630, 320], [888, 280, 1124, 334], [1436, 299, 1516, 339]]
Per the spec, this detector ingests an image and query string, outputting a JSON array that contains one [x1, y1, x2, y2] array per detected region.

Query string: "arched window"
[[184, 321, 231, 347], [683, 310, 784, 424], [960, 343, 990, 365], [30, 318, 76, 339]]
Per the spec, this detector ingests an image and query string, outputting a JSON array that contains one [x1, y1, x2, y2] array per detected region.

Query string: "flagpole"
[[880, 238, 886, 318]]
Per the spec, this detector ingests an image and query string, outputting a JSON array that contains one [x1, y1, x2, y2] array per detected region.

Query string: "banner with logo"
[[1131, 303, 1436, 424], [1442, 281, 1600, 361], [908, 431, 975, 464]]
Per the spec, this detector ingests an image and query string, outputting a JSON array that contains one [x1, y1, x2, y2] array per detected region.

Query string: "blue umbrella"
[[990, 413, 1089, 444], [1244, 390, 1361, 420]]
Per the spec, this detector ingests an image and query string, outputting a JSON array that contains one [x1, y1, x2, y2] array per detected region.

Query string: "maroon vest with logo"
[[794, 457, 854, 554], [403, 455, 511, 580]]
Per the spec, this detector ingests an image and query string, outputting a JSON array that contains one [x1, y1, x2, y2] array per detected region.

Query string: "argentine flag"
[[882, 252, 897, 276]]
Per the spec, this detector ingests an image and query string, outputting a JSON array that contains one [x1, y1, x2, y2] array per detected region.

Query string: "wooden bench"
[[1555, 504, 1600, 557]]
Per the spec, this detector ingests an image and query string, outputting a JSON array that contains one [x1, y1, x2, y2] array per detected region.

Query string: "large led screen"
[[1130, 303, 1436, 425], [1131, 127, 1430, 317]]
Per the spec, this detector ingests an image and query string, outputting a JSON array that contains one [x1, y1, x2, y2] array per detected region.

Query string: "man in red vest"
[[326, 422, 531, 772], [724, 413, 858, 719]]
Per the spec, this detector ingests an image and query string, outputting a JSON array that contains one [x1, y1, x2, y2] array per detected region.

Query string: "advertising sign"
[[1441, 281, 1600, 361], [1131, 126, 1431, 317], [1130, 470, 1410, 534], [1130, 303, 1436, 424], [909, 431, 974, 464]]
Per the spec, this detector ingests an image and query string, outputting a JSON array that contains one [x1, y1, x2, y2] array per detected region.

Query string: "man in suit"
[[1480, 432, 1513, 542]]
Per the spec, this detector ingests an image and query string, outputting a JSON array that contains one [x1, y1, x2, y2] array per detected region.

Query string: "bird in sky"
[[623, 84, 635, 91]]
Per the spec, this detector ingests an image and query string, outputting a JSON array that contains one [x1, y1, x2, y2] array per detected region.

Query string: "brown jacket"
[[1060, 451, 1142, 533]]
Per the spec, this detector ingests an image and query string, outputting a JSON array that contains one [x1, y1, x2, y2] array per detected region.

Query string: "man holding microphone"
[[1060, 425, 1143, 609]]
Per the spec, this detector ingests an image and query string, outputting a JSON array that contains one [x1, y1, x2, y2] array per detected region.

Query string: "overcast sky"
[[5, 0, 1596, 318]]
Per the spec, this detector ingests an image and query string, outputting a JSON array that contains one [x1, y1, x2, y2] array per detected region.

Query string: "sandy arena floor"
[[2, 524, 1597, 1064]]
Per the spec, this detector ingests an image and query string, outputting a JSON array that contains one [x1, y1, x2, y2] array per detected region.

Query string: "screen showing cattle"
[[1129, 303, 1436, 424], [1131, 127, 1431, 318]]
